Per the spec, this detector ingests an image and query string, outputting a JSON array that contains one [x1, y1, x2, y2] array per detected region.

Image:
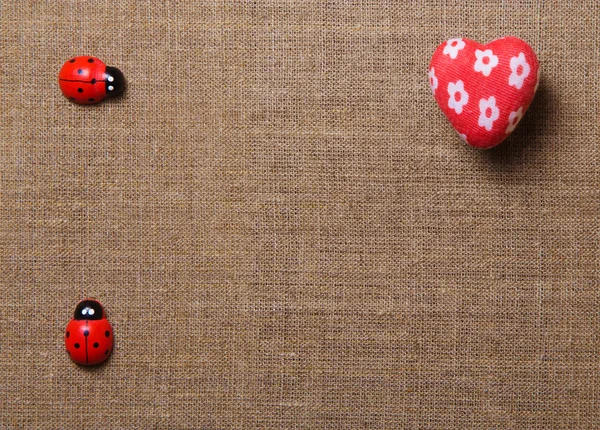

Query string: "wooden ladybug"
[[65, 299, 113, 365], [58, 56, 125, 104]]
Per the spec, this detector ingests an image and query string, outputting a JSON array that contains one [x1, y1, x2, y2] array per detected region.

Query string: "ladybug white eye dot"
[[88, 308, 95, 315], [82, 308, 88, 315], [108, 85, 114, 91], [108, 76, 114, 82]]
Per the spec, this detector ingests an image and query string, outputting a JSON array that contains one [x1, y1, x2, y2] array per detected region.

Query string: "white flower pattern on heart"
[[447, 80, 469, 114], [473, 49, 499, 76], [443, 38, 466, 59], [509, 53, 530, 89], [428, 68, 438, 94], [505, 107, 524, 134], [478, 96, 500, 131], [429, 38, 538, 148]]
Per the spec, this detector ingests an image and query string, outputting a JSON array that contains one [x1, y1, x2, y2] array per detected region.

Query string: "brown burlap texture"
[[1, 1, 599, 428]]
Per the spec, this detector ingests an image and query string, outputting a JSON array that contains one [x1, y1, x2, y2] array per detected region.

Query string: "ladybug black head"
[[104, 66, 125, 97], [74, 300, 105, 320]]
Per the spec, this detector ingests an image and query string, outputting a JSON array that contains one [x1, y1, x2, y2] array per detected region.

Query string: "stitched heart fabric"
[[429, 37, 540, 149]]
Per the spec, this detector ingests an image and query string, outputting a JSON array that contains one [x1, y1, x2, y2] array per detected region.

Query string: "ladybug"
[[58, 56, 125, 104], [65, 299, 114, 365]]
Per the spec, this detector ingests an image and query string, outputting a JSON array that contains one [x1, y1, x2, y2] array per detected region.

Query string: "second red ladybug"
[[59, 56, 125, 104], [65, 299, 114, 365]]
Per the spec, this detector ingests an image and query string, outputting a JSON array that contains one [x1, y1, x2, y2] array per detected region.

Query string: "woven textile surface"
[[1, 1, 599, 428]]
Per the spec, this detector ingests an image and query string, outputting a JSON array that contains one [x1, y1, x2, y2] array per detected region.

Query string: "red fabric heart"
[[429, 37, 539, 149]]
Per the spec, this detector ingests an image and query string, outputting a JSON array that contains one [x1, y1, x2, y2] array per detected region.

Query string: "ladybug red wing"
[[86, 319, 114, 364], [58, 56, 108, 104]]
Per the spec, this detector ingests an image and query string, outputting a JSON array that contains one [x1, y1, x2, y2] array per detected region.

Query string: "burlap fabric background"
[[1, 1, 599, 428]]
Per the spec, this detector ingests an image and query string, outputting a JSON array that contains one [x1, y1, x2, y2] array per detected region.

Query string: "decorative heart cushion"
[[428, 37, 539, 149]]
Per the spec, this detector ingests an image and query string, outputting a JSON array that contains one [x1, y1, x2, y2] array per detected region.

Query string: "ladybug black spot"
[[93, 342, 99, 348], [83, 330, 89, 337], [69, 97, 76, 101], [74, 343, 80, 349], [77, 69, 83, 75], [77, 88, 83, 93], [90, 78, 97, 84], [104, 350, 109, 355], [69, 59, 75, 63], [88, 98, 95, 102], [87, 58, 95, 63], [105, 331, 110, 337], [66, 331, 70, 338], [67, 350, 70, 355]]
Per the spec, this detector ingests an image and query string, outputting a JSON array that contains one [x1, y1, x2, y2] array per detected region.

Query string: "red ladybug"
[[58, 56, 125, 104], [65, 299, 114, 365]]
